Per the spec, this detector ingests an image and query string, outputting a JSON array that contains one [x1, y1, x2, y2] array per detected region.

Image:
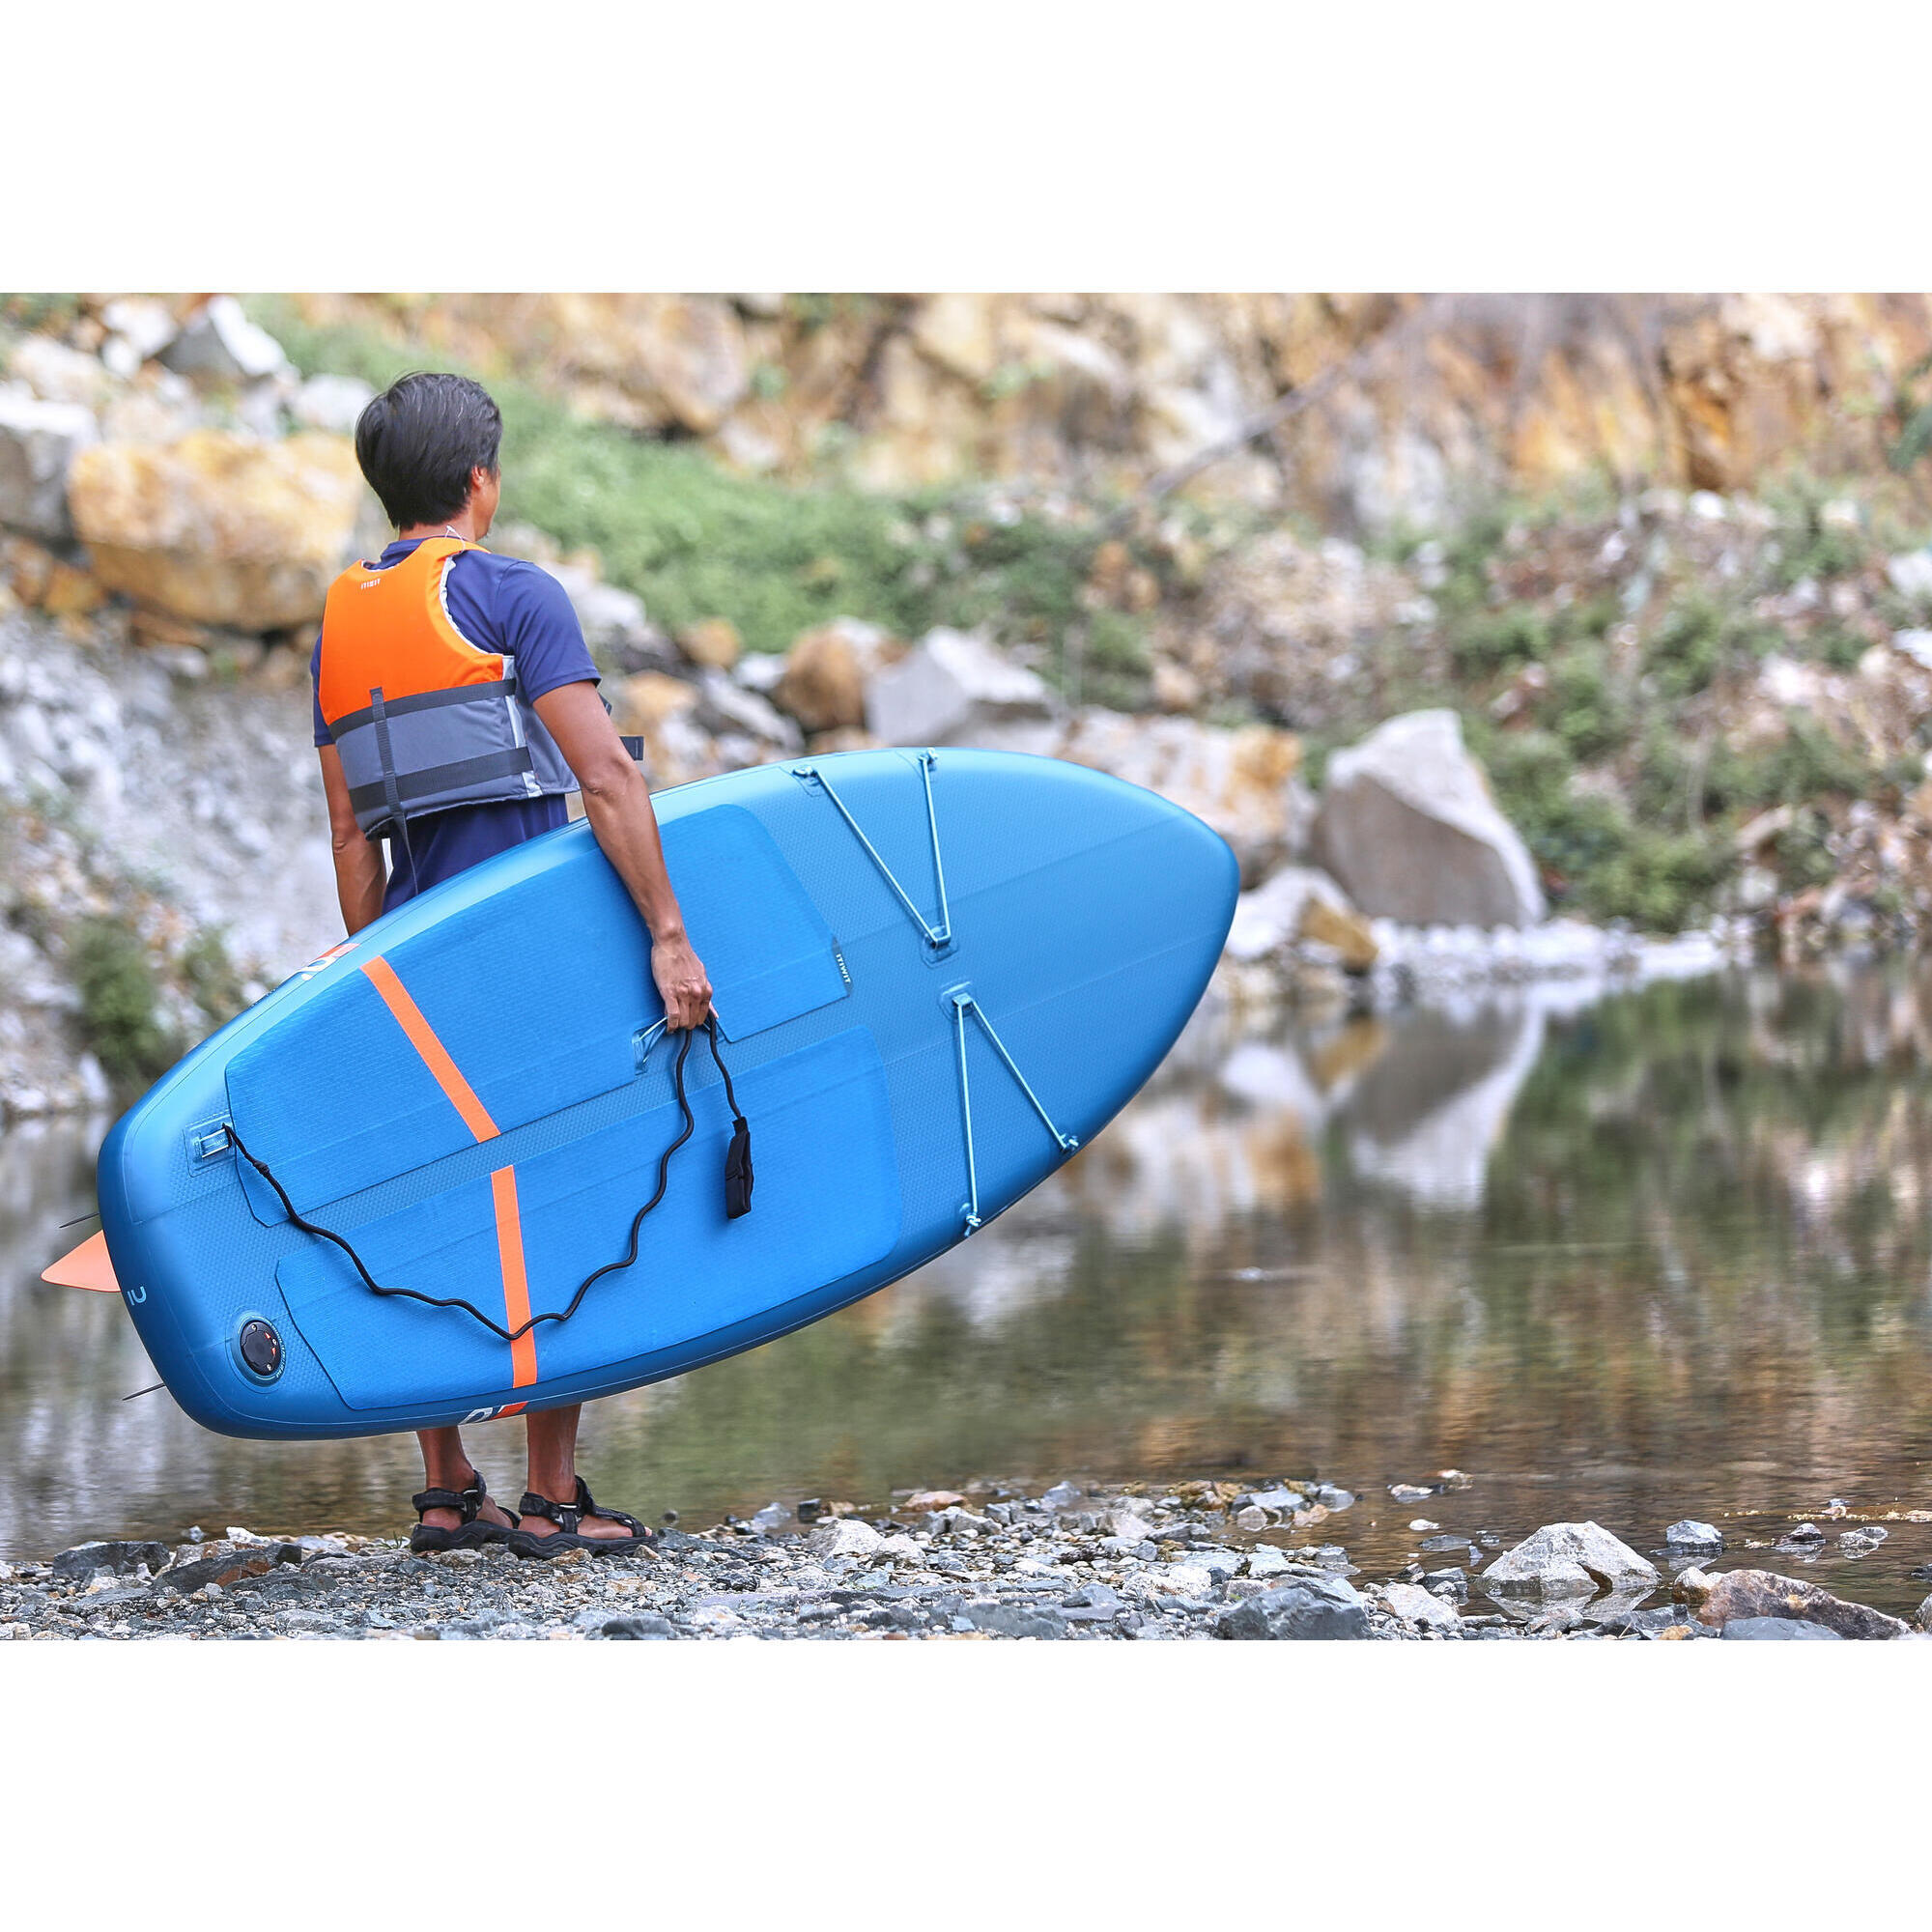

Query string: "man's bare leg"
[[416, 1426, 516, 1535], [520, 1406, 636, 1541]]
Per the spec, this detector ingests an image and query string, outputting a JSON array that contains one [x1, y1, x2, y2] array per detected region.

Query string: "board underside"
[[99, 749, 1238, 1437]]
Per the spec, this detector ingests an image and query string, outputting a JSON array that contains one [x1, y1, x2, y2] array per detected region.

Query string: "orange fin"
[[43, 1228, 121, 1293]]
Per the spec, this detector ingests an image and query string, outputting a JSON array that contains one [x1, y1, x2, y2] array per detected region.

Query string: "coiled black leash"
[[224, 1016, 752, 1346]]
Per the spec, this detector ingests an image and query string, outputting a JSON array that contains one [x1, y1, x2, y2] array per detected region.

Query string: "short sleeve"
[[310, 631, 329, 748], [490, 559, 600, 703]]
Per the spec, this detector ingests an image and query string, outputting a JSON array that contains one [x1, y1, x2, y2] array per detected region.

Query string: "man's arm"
[[318, 744, 386, 936], [532, 681, 713, 1030]]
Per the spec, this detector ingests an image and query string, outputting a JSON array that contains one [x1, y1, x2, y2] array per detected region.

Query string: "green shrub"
[[1544, 642, 1629, 762], [1470, 725, 1630, 895], [180, 927, 248, 1028], [1800, 624, 1871, 671], [1770, 809, 1838, 892], [1889, 352, 1932, 471], [1450, 604, 1548, 676], [918, 506, 1100, 656], [1630, 725, 1696, 825], [71, 917, 178, 1087], [1644, 596, 1725, 697], [1435, 503, 1512, 615], [1582, 827, 1731, 929], [1763, 476, 1870, 588], [1471, 720, 1734, 928], [1554, 592, 1623, 646], [1726, 720, 1878, 813], [0, 294, 85, 333]]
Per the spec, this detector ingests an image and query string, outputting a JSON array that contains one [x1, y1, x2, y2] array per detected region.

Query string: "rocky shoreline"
[[7, 1476, 1927, 1641]]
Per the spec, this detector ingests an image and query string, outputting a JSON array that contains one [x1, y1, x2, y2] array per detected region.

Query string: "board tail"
[[43, 1228, 121, 1294]]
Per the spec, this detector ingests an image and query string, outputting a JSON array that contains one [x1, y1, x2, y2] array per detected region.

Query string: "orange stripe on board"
[[490, 1167, 538, 1389], [360, 956, 499, 1142]]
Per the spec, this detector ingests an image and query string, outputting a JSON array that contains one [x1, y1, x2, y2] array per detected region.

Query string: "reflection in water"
[[8, 964, 1932, 1614], [1344, 1004, 1547, 1209]]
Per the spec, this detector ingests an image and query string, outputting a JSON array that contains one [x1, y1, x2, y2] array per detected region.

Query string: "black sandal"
[[506, 1477, 659, 1560], [409, 1472, 519, 1552]]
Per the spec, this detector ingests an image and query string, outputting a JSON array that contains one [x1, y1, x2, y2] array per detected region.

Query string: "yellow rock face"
[[610, 671, 699, 734], [909, 293, 1002, 386], [1297, 895, 1378, 972], [276, 292, 1932, 517], [608, 671, 717, 788], [39, 559, 106, 618], [676, 615, 742, 671], [774, 626, 868, 733], [515, 295, 750, 435], [69, 431, 368, 631]]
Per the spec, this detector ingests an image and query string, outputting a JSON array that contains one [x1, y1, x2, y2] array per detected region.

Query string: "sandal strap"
[[412, 1472, 489, 1522], [573, 1478, 653, 1540], [518, 1491, 582, 1535]]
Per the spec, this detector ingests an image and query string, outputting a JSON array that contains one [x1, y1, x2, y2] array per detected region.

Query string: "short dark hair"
[[354, 372, 502, 528]]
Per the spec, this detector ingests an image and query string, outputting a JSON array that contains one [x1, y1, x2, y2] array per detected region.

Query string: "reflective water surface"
[[9, 964, 1932, 1615]]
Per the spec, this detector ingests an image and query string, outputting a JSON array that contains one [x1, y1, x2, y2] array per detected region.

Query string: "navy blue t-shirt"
[[312, 539, 599, 913]]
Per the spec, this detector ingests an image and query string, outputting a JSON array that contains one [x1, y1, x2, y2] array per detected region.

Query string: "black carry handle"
[[698, 1014, 753, 1219], [724, 1113, 753, 1219]]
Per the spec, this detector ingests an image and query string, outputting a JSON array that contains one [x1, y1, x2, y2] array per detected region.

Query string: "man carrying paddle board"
[[311, 371, 711, 1558]]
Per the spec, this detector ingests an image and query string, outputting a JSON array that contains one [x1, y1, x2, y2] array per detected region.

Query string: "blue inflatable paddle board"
[[90, 749, 1236, 1438]]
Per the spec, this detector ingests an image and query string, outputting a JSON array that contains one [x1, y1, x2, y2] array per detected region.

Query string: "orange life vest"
[[316, 537, 580, 840]]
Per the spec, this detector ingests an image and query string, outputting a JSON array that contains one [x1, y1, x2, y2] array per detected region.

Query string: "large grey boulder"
[[696, 668, 802, 753], [1665, 1519, 1723, 1552], [809, 1517, 884, 1561], [0, 388, 98, 541], [1695, 1568, 1906, 1639], [51, 1539, 169, 1582], [1380, 1580, 1462, 1631], [160, 296, 289, 383], [100, 297, 181, 368], [1480, 1521, 1658, 1600], [1213, 1574, 1369, 1639], [866, 627, 1055, 746], [1312, 709, 1545, 928]]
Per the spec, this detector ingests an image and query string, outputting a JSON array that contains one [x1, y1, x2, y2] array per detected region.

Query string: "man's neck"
[[396, 516, 482, 545]]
